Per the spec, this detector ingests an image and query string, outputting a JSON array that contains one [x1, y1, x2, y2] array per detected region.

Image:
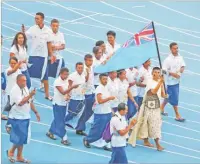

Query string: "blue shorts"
[[1, 72, 6, 90], [28, 56, 49, 80], [48, 58, 65, 78], [167, 84, 179, 106], [8, 118, 30, 146]]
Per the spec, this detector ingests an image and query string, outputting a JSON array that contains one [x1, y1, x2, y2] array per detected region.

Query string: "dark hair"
[[51, 19, 59, 24], [17, 74, 26, 81], [117, 69, 125, 77], [169, 42, 178, 49], [107, 31, 116, 37], [36, 12, 45, 19], [11, 32, 27, 52], [84, 54, 93, 60], [93, 46, 100, 54], [152, 67, 161, 72], [99, 73, 108, 79], [59, 67, 69, 75], [96, 40, 104, 47], [118, 103, 126, 111], [76, 62, 83, 68], [9, 56, 18, 63]]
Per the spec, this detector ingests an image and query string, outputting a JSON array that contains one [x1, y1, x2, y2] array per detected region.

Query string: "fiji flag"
[[94, 22, 157, 73]]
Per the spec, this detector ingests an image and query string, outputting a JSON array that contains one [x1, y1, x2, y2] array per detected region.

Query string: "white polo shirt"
[[93, 84, 111, 114], [93, 57, 105, 86], [126, 68, 139, 97], [105, 42, 120, 57], [26, 25, 52, 58], [110, 112, 128, 147], [53, 76, 69, 106], [116, 78, 129, 105], [163, 54, 186, 86], [10, 45, 28, 71], [137, 66, 152, 98], [107, 78, 119, 108], [68, 71, 85, 100], [9, 84, 31, 119], [51, 31, 65, 57], [5, 67, 21, 96], [83, 65, 95, 95]]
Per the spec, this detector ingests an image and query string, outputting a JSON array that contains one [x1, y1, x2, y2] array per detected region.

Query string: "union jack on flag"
[[122, 22, 155, 47]]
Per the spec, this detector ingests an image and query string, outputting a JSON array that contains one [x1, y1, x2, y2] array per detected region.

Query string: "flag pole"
[[152, 21, 167, 93]]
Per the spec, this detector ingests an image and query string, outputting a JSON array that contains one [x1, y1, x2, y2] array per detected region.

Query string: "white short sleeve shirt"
[[53, 76, 69, 106], [110, 112, 128, 147], [105, 42, 120, 57], [5, 67, 21, 96], [116, 79, 129, 105], [9, 85, 31, 119], [83, 65, 95, 95], [26, 25, 52, 58], [137, 66, 152, 97], [163, 54, 186, 86], [126, 68, 139, 97], [107, 78, 119, 108], [51, 31, 65, 57], [10, 45, 28, 71], [68, 72, 86, 100], [93, 84, 111, 114]]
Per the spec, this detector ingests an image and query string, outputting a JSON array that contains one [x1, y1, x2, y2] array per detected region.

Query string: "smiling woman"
[[1, 1, 200, 164]]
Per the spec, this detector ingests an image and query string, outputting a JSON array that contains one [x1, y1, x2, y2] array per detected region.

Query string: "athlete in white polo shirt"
[[48, 19, 66, 78], [161, 42, 186, 122], [22, 12, 54, 101], [105, 31, 120, 58], [109, 103, 137, 164], [65, 62, 87, 129], [10, 32, 31, 89]]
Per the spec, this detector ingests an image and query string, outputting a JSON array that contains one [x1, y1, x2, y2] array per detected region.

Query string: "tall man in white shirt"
[[126, 67, 139, 119], [161, 42, 186, 122], [109, 103, 137, 164], [65, 62, 87, 128], [83, 74, 115, 150], [22, 12, 54, 100], [76, 54, 95, 136], [48, 19, 66, 78], [7, 74, 40, 163], [93, 46, 105, 88], [105, 31, 120, 58], [137, 59, 152, 108]]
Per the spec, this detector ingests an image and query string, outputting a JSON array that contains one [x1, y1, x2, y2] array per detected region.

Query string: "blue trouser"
[[49, 104, 67, 138], [76, 94, 95, 131], [1, 72, 6, 90], [137, 96, 143, 109], [127, 96, 138, 120], [65, 99, 85, 124], [112, 107, 118, 113], [109, 147, 128, 164], [167, 84, 179, 106], [8, 118, 30, 146], [85, 113, 112, 143], [22, 70, 31, 89], [48, 58, 65, 78]]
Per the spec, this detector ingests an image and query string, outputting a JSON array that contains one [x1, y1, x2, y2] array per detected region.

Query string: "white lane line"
[[60, 13, 100, 25], [135, 144, 200, 160], [2, 133, 136, 163], [100, 1, 200, 39], [2, 24, 18, 32], [167, 116, 200, 124], [150, 1, 200, 21], [132, 6, 146, 8], [163, 121, 200, 133], [180, 102, 200, 108]]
